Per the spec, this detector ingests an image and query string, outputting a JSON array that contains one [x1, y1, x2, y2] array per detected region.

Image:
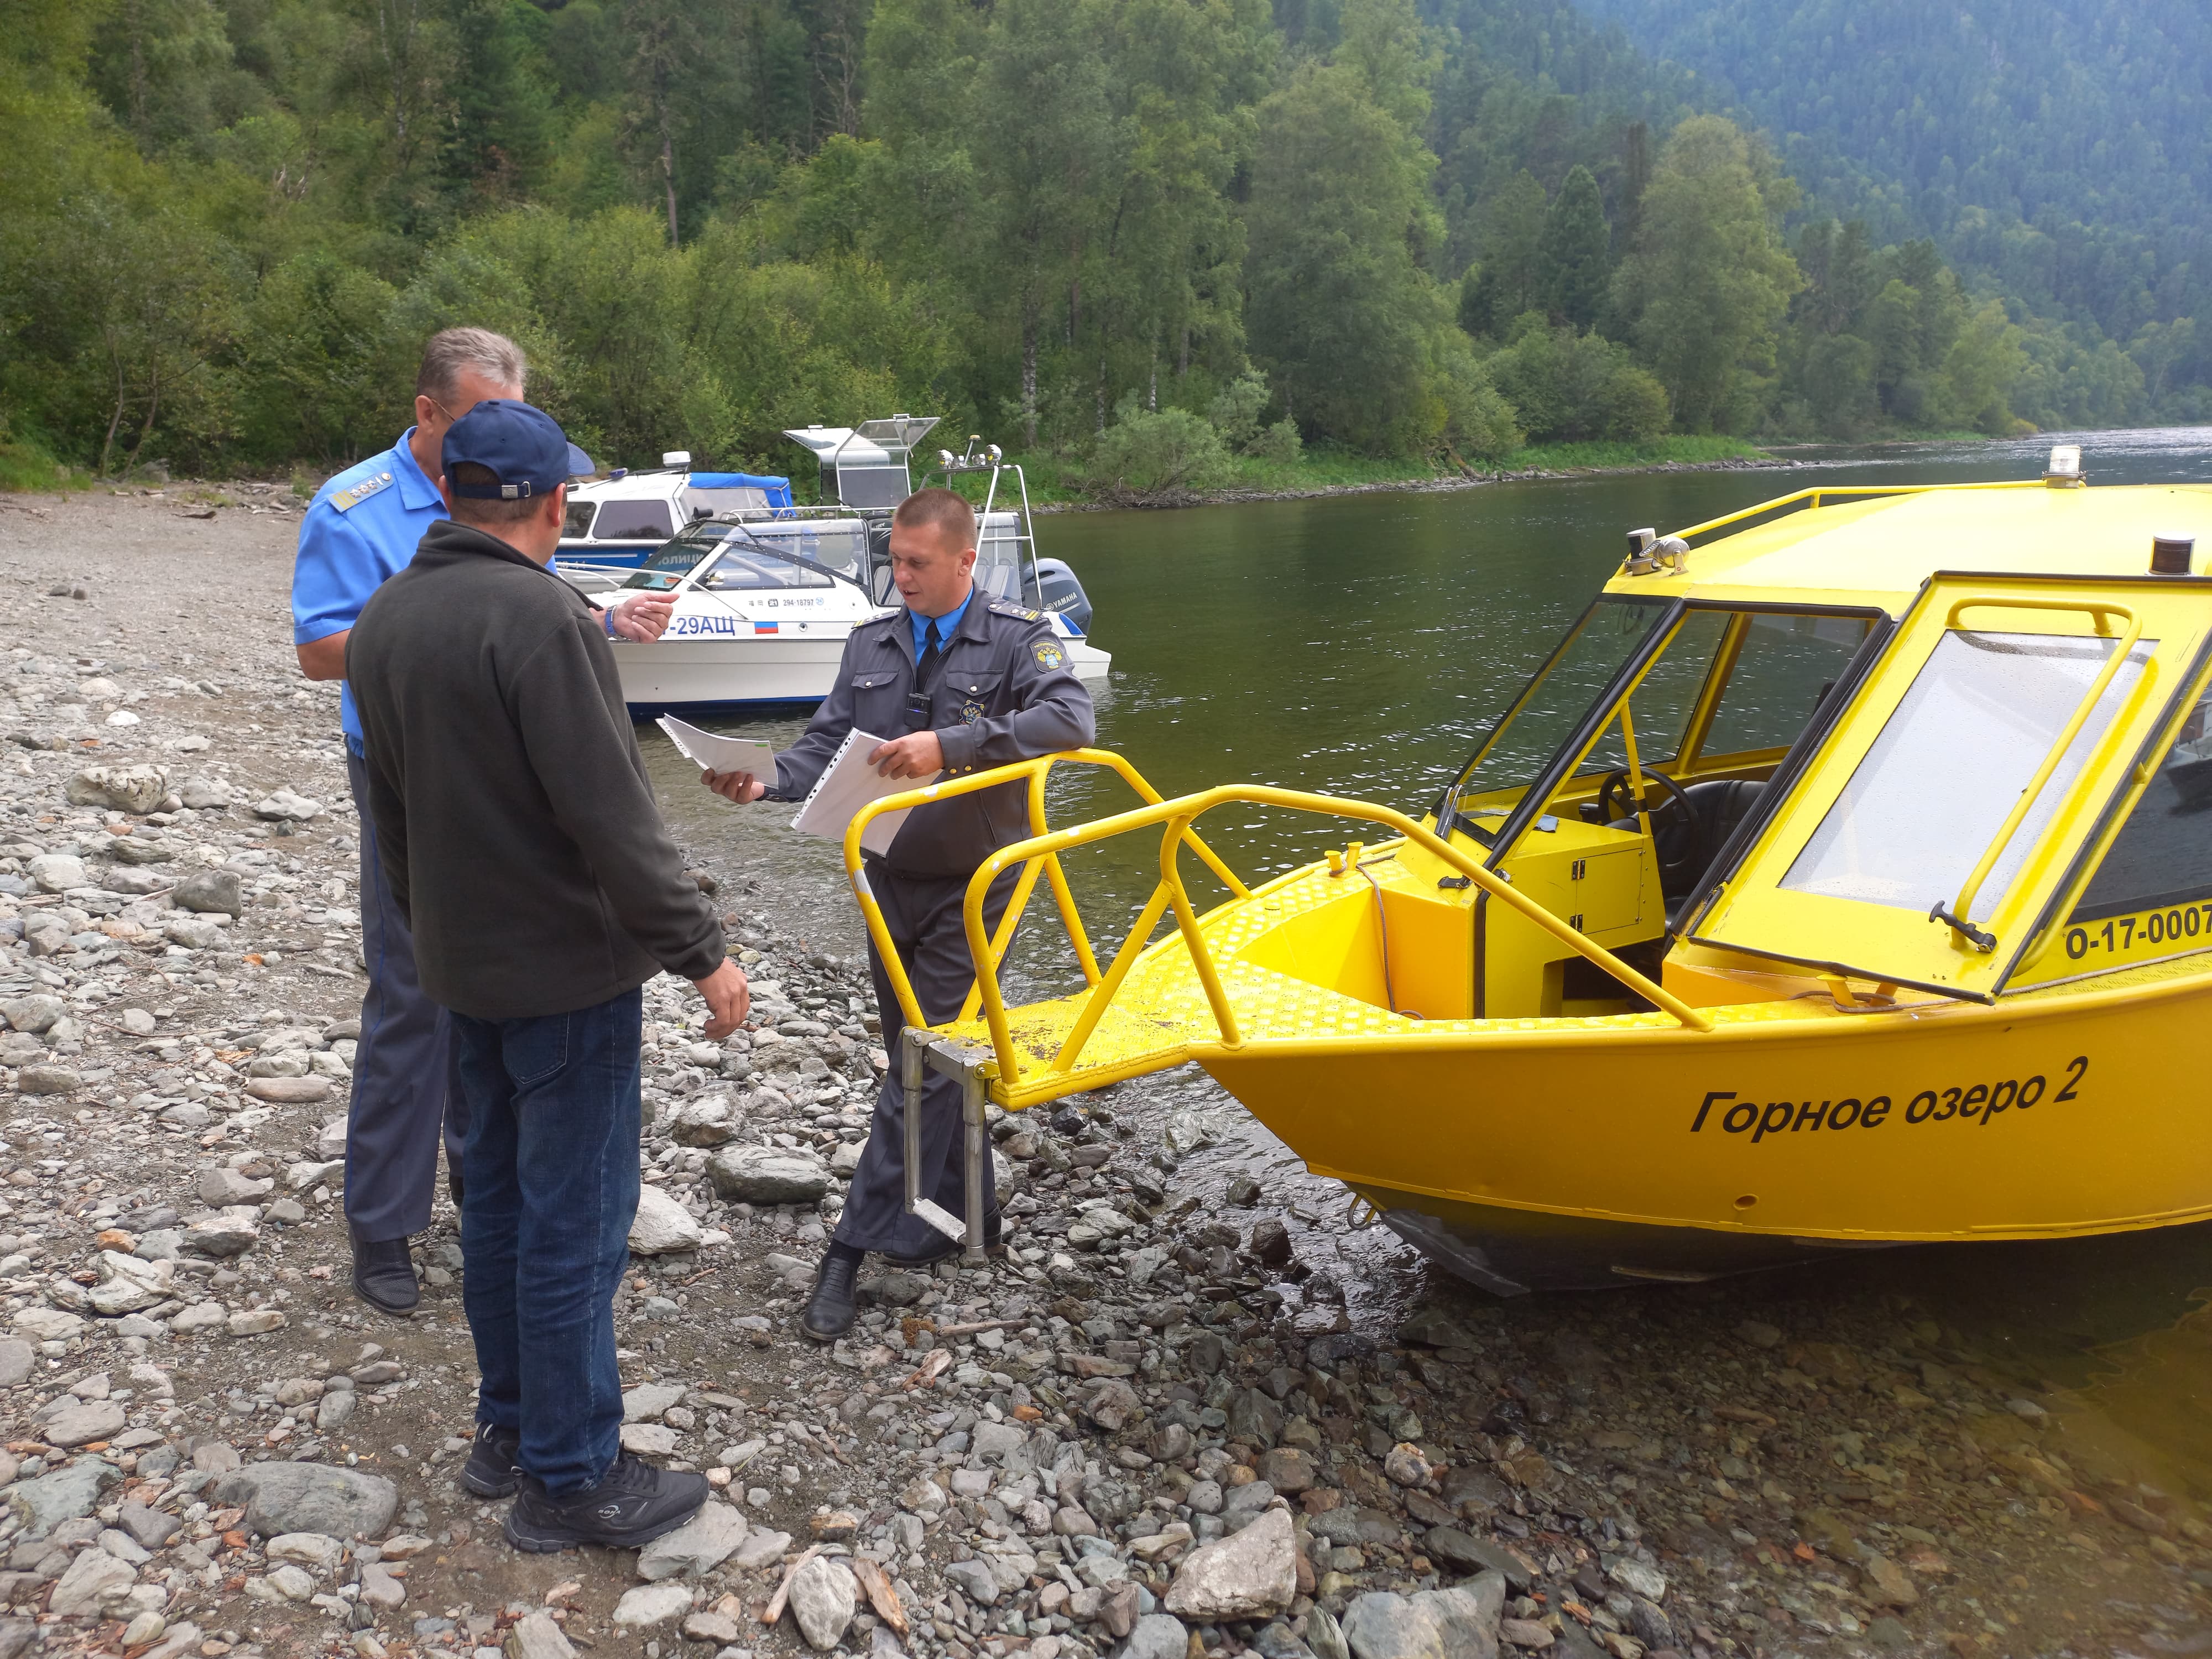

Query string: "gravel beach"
[[0, 486, 2205, 1659]]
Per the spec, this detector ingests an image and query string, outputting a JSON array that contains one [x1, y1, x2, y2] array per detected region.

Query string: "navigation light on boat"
[[662, 451, 692, 468], [1624, 528, 1658, 573], [2043, 444, 2084, 487], [2152, 533, 2197, 575]]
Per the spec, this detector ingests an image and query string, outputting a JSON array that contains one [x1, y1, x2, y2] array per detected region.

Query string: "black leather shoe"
[[801, 1250, 860, 1342], [351, 1234, 419, 1317], [461, 1422, 521, 1499], [883, 1214, 1001, 1268], [503, 1453, 708, 1553]]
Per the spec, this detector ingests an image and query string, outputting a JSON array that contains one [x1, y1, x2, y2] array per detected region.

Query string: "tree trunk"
[[1021, 300, 1040, 451], [660, 116, 679, 244], [1097, 355, 1108, 436], [1178, 323, 1191, 379], [98, 343, 128, 480]]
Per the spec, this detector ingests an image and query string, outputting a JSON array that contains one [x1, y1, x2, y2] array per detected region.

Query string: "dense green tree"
[[1536, 164, 1609, 329], [1454, 170, 1543, 340], [1484, 316, 1667, 441], [1611, 116, 1799, 432]]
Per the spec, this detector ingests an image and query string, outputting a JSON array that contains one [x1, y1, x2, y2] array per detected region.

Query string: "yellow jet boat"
[[849, 451, 2212, 1293]]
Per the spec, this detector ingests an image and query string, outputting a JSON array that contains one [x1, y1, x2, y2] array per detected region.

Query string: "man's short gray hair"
[[416, 327, 528, 401]]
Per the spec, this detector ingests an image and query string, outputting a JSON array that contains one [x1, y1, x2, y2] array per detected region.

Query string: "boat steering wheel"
[[1597, 769, 1704, 891]]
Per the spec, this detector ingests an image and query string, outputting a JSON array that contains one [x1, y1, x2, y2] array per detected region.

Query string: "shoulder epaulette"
[[987, 599, 1044, 622], [328, 471, 395, 513]]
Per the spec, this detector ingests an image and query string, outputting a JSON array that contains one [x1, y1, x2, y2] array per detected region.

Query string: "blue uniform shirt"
[[293, 429, 598, 742], [909, 588, 973, 660], [291, 431, 448, 744]]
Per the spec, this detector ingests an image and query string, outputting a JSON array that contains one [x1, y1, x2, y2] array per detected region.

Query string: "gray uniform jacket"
[[770, 596, 1095, 879]]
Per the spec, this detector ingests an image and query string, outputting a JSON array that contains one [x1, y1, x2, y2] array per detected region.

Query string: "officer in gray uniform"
[[701, 487, 1093, 1339]]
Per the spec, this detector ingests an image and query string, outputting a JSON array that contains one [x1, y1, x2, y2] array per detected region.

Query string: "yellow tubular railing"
[[1667, 480, 2043, 548], [841, 750, 1714, 1107], [840, 748, 1248, 1035]]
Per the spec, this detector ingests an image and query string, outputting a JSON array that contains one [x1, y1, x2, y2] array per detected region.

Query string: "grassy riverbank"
[[1009, 432, 1775, 509]]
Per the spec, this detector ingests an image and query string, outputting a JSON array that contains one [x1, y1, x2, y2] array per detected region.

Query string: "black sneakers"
[[801, 1250, 860, 1343], [461, 1422, 521, 1500], [350, 1234, 419, 1317], [503, 1453, 709, 1553]]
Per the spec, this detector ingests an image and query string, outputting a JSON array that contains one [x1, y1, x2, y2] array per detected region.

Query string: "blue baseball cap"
[[442, 399, 594, 499]]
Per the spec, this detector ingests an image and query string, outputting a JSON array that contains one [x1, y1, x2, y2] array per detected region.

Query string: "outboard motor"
[[1034, 557, 1094, 635]]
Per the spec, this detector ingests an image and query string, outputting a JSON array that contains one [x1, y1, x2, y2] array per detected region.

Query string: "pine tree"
[[1537, 164, 1609, 330]]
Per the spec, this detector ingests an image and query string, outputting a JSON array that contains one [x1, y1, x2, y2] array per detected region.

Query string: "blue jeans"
[[452, 987, 643, 1496]]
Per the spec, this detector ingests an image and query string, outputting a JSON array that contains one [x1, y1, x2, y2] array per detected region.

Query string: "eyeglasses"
[[423, 395, 459, 427]]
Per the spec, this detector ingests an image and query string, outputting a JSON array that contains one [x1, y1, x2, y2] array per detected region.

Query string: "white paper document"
[[656, 716, 778, 778], [789, 729, 941, 857]]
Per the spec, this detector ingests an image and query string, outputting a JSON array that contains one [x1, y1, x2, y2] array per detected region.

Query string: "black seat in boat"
[[1606, 775, 1768, 916]]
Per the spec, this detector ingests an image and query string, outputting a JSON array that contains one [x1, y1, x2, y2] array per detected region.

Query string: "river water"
[[646, 426, 2212, 1501]]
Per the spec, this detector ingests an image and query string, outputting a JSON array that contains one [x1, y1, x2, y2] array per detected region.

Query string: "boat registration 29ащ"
[[1689, 1056, 2089, 1143]]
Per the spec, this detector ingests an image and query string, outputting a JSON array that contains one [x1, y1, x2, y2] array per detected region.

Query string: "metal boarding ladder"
[[844, 749, 1715, 1264]]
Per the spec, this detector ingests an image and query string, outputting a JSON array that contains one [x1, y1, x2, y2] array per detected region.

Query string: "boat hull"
[[614, 634, 1112, 716], [1194, 962, 2212, 1293]]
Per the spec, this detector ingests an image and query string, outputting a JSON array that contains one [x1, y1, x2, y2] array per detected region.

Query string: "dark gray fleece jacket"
[[346, 519, 722, 1021]]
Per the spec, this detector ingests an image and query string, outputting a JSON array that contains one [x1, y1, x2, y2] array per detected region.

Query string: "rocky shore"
[[0, 487, 2206, 1659]]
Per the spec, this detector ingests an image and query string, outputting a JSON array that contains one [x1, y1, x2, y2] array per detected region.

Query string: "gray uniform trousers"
[[345, 744, 466, 1242], [833, 860, 1020, 1258]]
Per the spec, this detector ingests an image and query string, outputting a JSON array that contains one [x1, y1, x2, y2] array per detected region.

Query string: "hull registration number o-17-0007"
[[1688, 1057, 2088, 1144], [2064, 902, 2212, 962]]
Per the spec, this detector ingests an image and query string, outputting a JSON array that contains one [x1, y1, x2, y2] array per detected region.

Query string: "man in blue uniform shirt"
[[290, 327, 675, 1316]]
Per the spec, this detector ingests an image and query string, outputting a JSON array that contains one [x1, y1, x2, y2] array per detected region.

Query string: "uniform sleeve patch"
[[1032, 640, 1067, 671], [989, 599, 1044, 622], [329, 471, 395, 513]]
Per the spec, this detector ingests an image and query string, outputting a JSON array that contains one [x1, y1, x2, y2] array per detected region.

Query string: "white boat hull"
[[612, 632, 1111, 715]]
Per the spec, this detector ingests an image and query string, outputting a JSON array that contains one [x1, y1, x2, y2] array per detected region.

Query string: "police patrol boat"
[[839, 447, 2212, 1293], [563, 419, 1108, 716], [558, 452, 795, 569]]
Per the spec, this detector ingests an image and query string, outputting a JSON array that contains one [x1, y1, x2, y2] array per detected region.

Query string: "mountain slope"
[[1566, 0, 2212, 338]]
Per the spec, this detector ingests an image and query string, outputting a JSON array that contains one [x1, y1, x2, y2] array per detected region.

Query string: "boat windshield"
[[619, 523, 868, 594], [1445, 595, 1673, 820]]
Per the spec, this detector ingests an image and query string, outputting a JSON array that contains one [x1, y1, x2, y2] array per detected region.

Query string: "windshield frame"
[[1436, 594, 1682, 867], [1438, 594, 1892, 873], [620, 521, 877, 598]]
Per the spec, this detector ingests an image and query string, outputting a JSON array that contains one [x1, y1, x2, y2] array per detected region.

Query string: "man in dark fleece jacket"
[[347, 399, 750, 1556]]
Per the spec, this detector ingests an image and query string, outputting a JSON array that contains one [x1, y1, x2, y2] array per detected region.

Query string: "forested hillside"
[[0, 0, 2197, 493], [1572, 0, 2212, 411]]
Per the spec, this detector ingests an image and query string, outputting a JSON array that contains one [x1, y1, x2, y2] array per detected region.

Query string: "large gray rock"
[[16, 1065, 79, 1096], [171, 869, 242, 916], [107, 835, 175, 867], [1164, 1505, 1296, 1620], [637, 1503, 747, 1581], [44, 1400, 126, 1448], [178, 776, 233, 811], [669, 1094, 740, 1146], [628, 1186, 703, 1256], [8, 1459, 121, 1538], [1116, 1615, 1192, 1659], [0, 995, 65, 1035], [612, 1584, 691, 1629], [505, 1611, 577, 1659], [707, 1145, 831, 1204], [253, 790, 323, 822], [48, 1547, 134, 1616], [789, 1555, 857, 1651], [0, 1340, 32, 1389], [182, 1209, 260, 1258], [163, 916, 222, 950], [26, 854, 89, 893], [1342, 1574, 1506, 1659], [101, 867, 167, 896], [212, 1464, 397, 1539], [622, 1383, 687, 1423], [943, 1558, 1001, 1606], [66, 765, 168, 814]]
